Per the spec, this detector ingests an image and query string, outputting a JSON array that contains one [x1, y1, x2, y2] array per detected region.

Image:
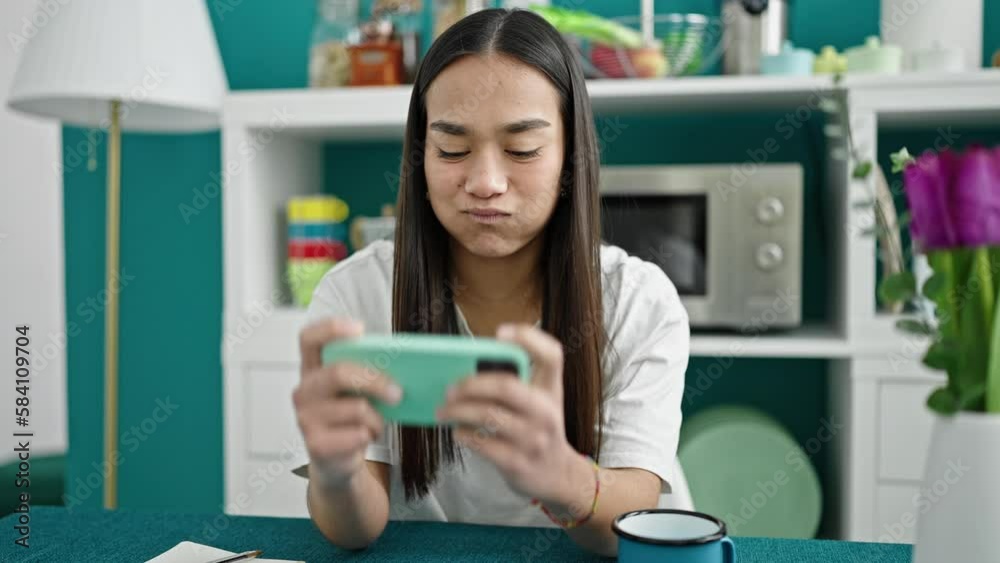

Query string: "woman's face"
[[423, 54, 565, 258]]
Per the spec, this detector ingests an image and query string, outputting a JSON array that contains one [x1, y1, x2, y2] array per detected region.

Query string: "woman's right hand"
[[294, 318, 402, 491]]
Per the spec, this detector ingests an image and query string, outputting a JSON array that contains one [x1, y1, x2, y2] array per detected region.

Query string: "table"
[[0, 506, 911, 562]]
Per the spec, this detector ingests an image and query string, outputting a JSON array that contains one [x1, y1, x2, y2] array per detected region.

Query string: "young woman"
[[291, 8, 689, 557]]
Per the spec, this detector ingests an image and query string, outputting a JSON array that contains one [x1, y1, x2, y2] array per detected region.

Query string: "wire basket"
[[566, 13, 725, 79]]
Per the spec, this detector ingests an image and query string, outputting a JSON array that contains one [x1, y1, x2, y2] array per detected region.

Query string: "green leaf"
[[853, 161, 874, 179], [898, 211, 912, 229], [896, 318, 934, 336], [921, 272, 947, 302], [927, 387, 958, 415], [987, 248, 1000, 413], [891, 148, 915, 174], [923, 340, 955, 371], [956, 248, 994, 393], [880, 271, 917, 303], [957, 381, 987, 411]]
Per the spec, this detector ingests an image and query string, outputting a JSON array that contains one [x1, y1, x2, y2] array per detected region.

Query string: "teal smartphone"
[[321, 333, 531, 426]]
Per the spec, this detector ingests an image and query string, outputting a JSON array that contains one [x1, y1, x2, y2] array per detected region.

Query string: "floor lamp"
[[7, 0, 228, 509]]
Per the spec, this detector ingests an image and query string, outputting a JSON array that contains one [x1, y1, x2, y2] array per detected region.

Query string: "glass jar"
[[309, 0, 360, 88], [433, 0, 465, 39], [433, 0, 492, 39]]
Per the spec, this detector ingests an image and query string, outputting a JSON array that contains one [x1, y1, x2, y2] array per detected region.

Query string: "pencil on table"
[[204, 549, 262, 563]]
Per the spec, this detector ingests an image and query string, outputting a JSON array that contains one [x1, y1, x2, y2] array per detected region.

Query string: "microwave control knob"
[[756, 197, 785, 225], [756, 243, 784, 271]]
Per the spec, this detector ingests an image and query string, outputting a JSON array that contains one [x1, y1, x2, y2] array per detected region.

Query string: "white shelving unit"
[[225, 71, 1000, 131], [220, 70, 1000, 534]]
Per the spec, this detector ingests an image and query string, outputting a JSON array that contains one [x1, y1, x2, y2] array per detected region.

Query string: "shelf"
[[221, 69, 1000, 365], [848, 70, 1000, 127], [582, 74, 833, 114], [224, 70, 1000, 140], [226, 86, 412, 141], [849, 314, 934, 358], [690, 324, 848, 359]]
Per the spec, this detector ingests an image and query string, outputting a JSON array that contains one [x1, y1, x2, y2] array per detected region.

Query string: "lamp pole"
[[103, 99, 122, 510]]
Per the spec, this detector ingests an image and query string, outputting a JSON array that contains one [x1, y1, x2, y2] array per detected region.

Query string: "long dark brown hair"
[[392, 8, 606, 501]]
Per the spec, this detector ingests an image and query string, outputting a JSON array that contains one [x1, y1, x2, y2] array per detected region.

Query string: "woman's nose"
[[464, 153, 508, 198]]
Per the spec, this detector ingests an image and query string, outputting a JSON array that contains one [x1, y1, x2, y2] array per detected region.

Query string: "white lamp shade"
[[7, 0, 228, 132]]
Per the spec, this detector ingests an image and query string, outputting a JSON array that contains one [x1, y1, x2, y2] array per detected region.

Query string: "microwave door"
[[601, 194, 710, 320]]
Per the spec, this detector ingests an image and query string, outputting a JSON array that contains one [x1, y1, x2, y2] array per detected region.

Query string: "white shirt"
[[292, 239, 689, 527]]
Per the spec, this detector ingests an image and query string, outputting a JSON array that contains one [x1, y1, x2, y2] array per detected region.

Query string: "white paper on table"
[[144, 540, 304, 563]]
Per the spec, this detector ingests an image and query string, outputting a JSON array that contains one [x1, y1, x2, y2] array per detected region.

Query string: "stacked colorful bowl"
[[286, 195, 350, 307]]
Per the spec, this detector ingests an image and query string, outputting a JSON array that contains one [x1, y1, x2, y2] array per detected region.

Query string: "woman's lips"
[[466, 209, 510, 224]]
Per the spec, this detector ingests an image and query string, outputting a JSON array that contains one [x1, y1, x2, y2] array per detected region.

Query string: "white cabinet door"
[[227, 363, 310, 517], [230, 458, 310, 518], [879, 381, 937, 481], [245, 365, 302, 457], [875, 483, 921, 544], [840, 359, 944, 542]]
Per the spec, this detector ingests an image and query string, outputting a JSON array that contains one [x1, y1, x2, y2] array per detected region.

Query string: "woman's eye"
[[437, 149, 469, 160], [507, 148, 541, 159]]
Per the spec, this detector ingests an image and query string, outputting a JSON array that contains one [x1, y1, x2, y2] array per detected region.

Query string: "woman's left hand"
[[436, 323, 580, 505]]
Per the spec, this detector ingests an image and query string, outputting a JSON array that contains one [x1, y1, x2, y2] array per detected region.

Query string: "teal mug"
[[613, 509, 736, 563]]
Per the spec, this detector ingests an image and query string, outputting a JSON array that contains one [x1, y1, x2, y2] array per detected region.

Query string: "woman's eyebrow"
[[428, 118, 551, 136], [429, 120, 467, 136], [503, 118, 551, 134]]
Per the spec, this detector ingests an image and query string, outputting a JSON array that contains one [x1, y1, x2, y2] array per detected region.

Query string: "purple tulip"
[[904, 149, 959, 250], [952, 146, 1000, 247], [902, 146, 1000, 250]]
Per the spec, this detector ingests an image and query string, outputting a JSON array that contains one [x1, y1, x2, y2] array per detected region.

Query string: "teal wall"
[[64, 0, 1000, 529]]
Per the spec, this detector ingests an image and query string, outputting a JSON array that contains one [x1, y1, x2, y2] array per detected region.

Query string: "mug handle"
[[721, 536, 736, 563]]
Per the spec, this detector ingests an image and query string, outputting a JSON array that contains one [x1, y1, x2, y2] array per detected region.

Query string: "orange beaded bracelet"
[[531, 456, 600, 529]]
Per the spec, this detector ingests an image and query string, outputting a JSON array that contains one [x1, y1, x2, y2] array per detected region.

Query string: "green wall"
[[64, 0, 1000, 522]]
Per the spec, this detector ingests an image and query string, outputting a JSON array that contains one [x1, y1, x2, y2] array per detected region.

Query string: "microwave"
[[599, 164, 803, 330]]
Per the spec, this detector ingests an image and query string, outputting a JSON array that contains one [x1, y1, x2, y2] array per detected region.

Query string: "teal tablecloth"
[[0, 506, 911, 562]]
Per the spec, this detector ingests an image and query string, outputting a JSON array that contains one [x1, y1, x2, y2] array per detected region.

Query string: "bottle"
[[309, 0, 361, 88], [371, 0, 423, 83]]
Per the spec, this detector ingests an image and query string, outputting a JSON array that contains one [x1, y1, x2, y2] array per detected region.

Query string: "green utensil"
[[679, 406, 823, 539]]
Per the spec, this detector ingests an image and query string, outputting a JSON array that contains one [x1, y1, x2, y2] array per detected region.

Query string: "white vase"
[[913, 412, 1000, 563]]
